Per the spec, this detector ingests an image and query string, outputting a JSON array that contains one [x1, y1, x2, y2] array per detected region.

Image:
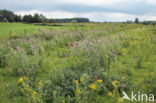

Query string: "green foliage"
[[0, 23, 156, 103]]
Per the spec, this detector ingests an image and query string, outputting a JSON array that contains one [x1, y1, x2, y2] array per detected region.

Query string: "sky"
[[1, 0, 156, 22]]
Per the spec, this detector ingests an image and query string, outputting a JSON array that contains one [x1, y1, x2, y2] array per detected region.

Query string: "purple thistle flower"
[[64, 54, 67, 57], [71, 42, 74, 46], [34, 65, 38, 69], [76, 42, 79, 46], [15, 45, 19, 50], [68, 45, 70, 49], [112, 54, 115, 58], [133, 56, 136, 59]]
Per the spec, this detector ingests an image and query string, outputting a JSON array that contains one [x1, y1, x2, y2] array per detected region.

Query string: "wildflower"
[[71, 42, 74, 46], [121, 76, 125, 80], [55, 58, 58, 61], [15, 45, 19, 50], [108, 92, 113, 96], [112, 54, 115, 58], [80, 78, 85, 82], [76, 42, 79, 46], [97, 80, 103, 83], [150, 72, 155, 76], [135, 82, 138, 85], [133, 56, 136, 59], [70, 55, 73, 58], [64, 54, 67, 57], [75, 80, 79, 85], [95, 76, 99, 79], [53, 91, 57, 95], [62, 100, 65, 103], [32, 91, 37, 96], [118, 98, 123, 102], [76, 89, 81, 93], [112, 80, 120, 88], [89, 83, 97, 90], [23, 76, 28, 79], [34, 65, 38, 69], [18, 77, 23, 83], [39, 81, 42, 85], [68, 45, 70, 49]]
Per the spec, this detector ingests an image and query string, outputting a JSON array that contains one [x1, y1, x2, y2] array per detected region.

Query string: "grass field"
[[0, 22, 156, 103]]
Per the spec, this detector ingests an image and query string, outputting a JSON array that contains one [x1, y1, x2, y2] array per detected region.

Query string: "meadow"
[[0, 22, 156, 103]]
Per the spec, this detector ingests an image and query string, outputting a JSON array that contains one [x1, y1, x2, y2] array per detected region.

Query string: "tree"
[[14, 15, 21, 22], [135, 17, 139, 24], [39, 14, 47, 23], [22, 15, 33, 23], [33, 13, 40, 23], [0, 15, 2, 22], [0, 9, 15, 22]]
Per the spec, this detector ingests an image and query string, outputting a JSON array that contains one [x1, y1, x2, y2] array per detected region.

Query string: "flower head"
[[89, 83, 97, 90], [108, 92, 113, 96], [32, 91, 37, 96], [118, 98, 123, 102], [112, 80, 120, 88], [76, 89, 81, 93], [18, 77, 23, 83], [150, 72, 155, 76], [97, 80, 103, 83], [121, 76, 126, 80], [75, 80, 79, 85], [133, 56, 136, 59]]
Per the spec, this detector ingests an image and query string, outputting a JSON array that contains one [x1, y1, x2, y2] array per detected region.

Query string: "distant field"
[[0, 23, 106, 38], [0, 23, 65, 37], [0, 23, 156, 103]]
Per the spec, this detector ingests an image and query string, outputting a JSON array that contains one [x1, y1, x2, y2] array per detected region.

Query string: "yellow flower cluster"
[[108, 92, 113, 96], [55, 58, 58, 61], [112, 80, 120, 88], [18, 76, 28, 83], [76, 89, 81, 93], [89, 83, 96, 90], [18, 77, 23, 83], [32, 91, 37, 96], [150, 72, 155, 76], [118, 98, 123, 102], [97, 80, 103, 83], [121, 76, 125, 80], [75, 80, 79, 85]]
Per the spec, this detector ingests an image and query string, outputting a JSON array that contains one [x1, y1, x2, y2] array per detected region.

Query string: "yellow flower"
[[18, 77, 23, 83], [118, 98, 123, 102], [112, 80, 120, 88], [150, 72, 155, 76], [80, 78, 85, 82], [97, 80, 103, 83], [39, 81, 42, 85], [70, 55, 73, 58], [32, 91, 37, 96], [11, 33, 15, 37], [89, 83, 96, 90], [76, 89, 81, 93], [121, 76, 125, 80], [75, 80, 79, 85], [55, 58, 58, 61], [62, 100, 65, 103], [53, 91, 57, 95], [108, 92, 113, 96]]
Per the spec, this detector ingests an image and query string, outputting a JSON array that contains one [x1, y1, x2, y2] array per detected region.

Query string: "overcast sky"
[[1, 0, 156, 22]]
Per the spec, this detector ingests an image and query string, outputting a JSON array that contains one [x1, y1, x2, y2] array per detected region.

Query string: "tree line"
[[0, 9, 90, 23]]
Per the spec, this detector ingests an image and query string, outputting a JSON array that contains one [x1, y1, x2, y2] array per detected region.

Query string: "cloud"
[[57, 0, 124, 6], [146, 0, 156, 5], [1, 0, 156, 21], [15, 10, 156, 22]]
